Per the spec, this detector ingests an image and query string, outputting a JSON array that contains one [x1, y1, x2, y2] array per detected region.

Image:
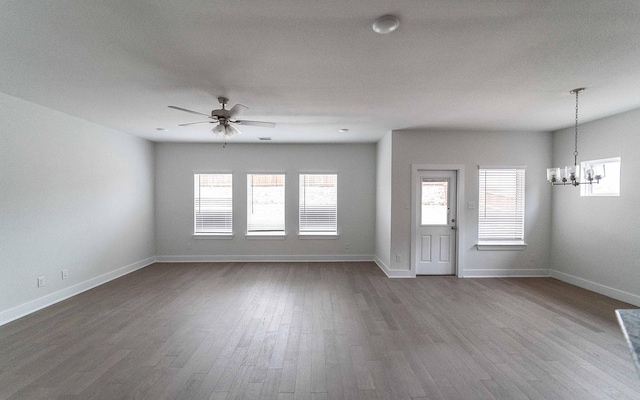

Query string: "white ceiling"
[[1, 1, 640, 143]]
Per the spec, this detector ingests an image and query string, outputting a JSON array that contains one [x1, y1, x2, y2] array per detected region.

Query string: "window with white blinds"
[[299, 174, 337, 235], [478, 167, 525, 242], [247, 174, 285, 234], [194, 174, 233, 234]]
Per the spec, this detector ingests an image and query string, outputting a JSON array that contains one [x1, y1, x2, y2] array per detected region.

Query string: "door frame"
[[411, 164, 465, 277]]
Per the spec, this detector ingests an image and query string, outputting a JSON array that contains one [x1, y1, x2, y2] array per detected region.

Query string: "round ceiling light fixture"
[[339, 128, 349, 133], [372, 15, 400, 34]]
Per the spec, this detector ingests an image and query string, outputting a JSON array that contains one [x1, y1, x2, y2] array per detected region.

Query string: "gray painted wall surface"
[[375, 133, 392, 269], [390, 130, 553, 276], [0, 93, 155, 315], [155, 143, 376, 259], [551, 108, 640, 305]]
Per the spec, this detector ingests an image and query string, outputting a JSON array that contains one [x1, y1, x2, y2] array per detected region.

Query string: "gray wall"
[[375, 132, 392, 269], [155, 143, 376, 260], [0, 93, 155, 323], [389, 130, 553, 277], [551, 108, 640, 306]]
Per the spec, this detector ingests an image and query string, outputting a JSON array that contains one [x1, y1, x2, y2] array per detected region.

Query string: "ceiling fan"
[[168, 97, 276, 138]]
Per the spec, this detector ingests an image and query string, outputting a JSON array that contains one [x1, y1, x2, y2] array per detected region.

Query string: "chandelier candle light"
[[547, 88, 602, 186]]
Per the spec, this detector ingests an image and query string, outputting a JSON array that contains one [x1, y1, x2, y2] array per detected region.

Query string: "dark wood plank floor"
[[0, 262, 638, 400]]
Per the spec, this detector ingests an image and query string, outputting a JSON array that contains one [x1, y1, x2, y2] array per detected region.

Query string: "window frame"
[[193, 172, 234, 238], [298, 173, 338, 238], [246, 173, 286, 237], [580, 157, 621, 197], [476, 165, 527, 251]]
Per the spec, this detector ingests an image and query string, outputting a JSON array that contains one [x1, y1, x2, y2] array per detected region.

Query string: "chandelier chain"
[[574, 89, 579, 164]]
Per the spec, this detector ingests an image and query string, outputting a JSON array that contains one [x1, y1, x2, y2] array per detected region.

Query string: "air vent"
[[258, 137, 272, 141]]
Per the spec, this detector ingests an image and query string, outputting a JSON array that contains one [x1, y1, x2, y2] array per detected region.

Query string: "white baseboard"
[[550, 270, 640, 307], [0, 257, 156, 327], [374, 256, 414, 278], [462, 268, 550, 278], [155, 254, 374, 263]]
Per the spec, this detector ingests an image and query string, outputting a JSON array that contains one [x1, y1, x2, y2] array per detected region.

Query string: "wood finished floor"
[[0, 262, 639, 400]]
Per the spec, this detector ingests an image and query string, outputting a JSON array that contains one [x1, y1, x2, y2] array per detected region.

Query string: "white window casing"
[[194, 174, 233, 235], [477, 167, 526, 250], [299, 174, 337, 235], [247, 174, 285, 235], [580, 157, 621, 197]]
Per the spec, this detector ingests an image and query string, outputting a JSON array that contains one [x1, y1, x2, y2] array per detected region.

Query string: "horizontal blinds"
[[247, 174, 285, 233], [194, 174, 232, 234], [478, 168, 525, 241], [299, 174, 337, 234]]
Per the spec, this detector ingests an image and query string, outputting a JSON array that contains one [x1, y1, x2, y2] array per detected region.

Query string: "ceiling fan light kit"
[[168, 96, 275, 139], [546, 88, 602, 187]]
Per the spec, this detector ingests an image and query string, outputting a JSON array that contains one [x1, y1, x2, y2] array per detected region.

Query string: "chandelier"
[[546, 88, 602, 186]]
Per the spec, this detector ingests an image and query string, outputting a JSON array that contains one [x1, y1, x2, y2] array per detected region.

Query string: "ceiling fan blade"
[[168, 106, 213, 118], [235, 120, 276, 128], [178, 120, 218, 127], [229, 103, 249, 119]]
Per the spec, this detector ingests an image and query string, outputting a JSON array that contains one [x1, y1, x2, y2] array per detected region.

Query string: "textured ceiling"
[[1, 1, 640, 143]]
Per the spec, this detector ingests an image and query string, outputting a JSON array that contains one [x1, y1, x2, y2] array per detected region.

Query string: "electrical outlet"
[[37, 276, 45, 287], [345, 243, 351, 250], [396, 255, 402, 262], [186, 242, 192, 250], [62, 269, 68, 279]]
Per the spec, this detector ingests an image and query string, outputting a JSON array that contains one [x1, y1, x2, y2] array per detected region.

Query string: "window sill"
[[298, 233, 338, 240], [245, 233, 286, 240], [193, 234, 234, 240], [476, 241, 527, 251]]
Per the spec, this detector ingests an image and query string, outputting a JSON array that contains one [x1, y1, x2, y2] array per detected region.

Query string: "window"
[[299, 174, 337, 235], [247, 174, 285, 235], [478, 167, 525, 249], [421, 179, 448, 225], [580, 157, 621, 197], [194, 174, 233, 235]]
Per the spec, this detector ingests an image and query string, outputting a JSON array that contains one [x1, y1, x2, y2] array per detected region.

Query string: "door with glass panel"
[[414, 170, 457, 275]]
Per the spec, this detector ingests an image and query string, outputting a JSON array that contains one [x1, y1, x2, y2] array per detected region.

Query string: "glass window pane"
[[299, 174, 337, 234], [247, 174, 285, 233], [581, 157, 621, 196], [194, 174, 232, 234], [421, 179, 448, 225]]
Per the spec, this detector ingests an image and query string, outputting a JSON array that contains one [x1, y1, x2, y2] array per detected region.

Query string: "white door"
[[414, 170, 457, 275]]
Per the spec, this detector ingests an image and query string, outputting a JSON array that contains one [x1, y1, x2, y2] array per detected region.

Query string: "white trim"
[[550, 270, 640, 307], [374, 256, 414, 278], [298, 234, 338, 240], [245, 234, 287, 240], [462, 268, 550, 278], [155, 254, 374, 263], [193, 234, 234, 240], [476, 242, 527, 251], [478, 165, 527, 169], [0, 257, 156, 327], [410, 164, 465, 277]]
